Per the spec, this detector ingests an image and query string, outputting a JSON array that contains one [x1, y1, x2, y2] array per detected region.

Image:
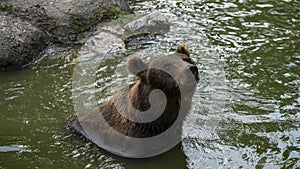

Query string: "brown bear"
[[70, 44, 199, 157]]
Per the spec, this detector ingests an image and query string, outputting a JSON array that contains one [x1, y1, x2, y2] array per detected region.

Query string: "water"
[[1, 0, 299, 168]]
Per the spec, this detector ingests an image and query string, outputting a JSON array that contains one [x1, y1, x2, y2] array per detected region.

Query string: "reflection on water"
[[0, 145, 32, 153], [1, 0, 299, 168]]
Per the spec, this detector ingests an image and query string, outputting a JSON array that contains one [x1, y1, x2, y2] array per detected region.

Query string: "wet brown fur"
[[98, 44, 199, 138], [72, 44, 198, 139]]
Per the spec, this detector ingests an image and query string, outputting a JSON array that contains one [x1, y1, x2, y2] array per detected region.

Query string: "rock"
[[0, 0, 131, 69], [5, 0, 132, 42], [101, 26, 125, 38], [85, 31, 126, 55], [124, 11, 170, 39], [0, 14, 48, 68], [76, 11, 171, 62]]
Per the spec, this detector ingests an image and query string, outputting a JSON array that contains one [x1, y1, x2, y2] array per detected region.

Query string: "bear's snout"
[[187, 65, 199, 82]]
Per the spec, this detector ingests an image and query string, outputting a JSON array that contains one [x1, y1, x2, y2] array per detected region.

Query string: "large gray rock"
[[4, 0, 131, 42], [0, 14, 48, 68], [0, 0, 131, 69]]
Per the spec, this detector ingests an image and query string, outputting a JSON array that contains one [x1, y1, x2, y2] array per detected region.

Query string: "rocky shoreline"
[[0, 0, 131, 69]]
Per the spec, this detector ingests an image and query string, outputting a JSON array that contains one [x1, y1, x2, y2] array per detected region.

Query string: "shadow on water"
[[121, 144, 187, 169], [66, 124, 187, 169]]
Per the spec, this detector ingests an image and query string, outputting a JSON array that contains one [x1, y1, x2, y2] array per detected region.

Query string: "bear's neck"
[[129, 81, 180, 112], [102, 81, 192, 138], [127, 81, 185, 137]]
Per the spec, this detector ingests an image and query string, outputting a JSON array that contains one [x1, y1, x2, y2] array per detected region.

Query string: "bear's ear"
[[176, 44, 190, 57], [127, 56, 147, 77]]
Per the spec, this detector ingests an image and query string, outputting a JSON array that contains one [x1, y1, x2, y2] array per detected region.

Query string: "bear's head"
[[127, 44, 199, 97]]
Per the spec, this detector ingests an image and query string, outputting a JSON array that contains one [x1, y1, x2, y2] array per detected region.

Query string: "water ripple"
[[131, 0, 300, 168]]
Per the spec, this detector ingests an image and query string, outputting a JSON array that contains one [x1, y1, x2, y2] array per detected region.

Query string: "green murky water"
[[1, 0, 299, 168]]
